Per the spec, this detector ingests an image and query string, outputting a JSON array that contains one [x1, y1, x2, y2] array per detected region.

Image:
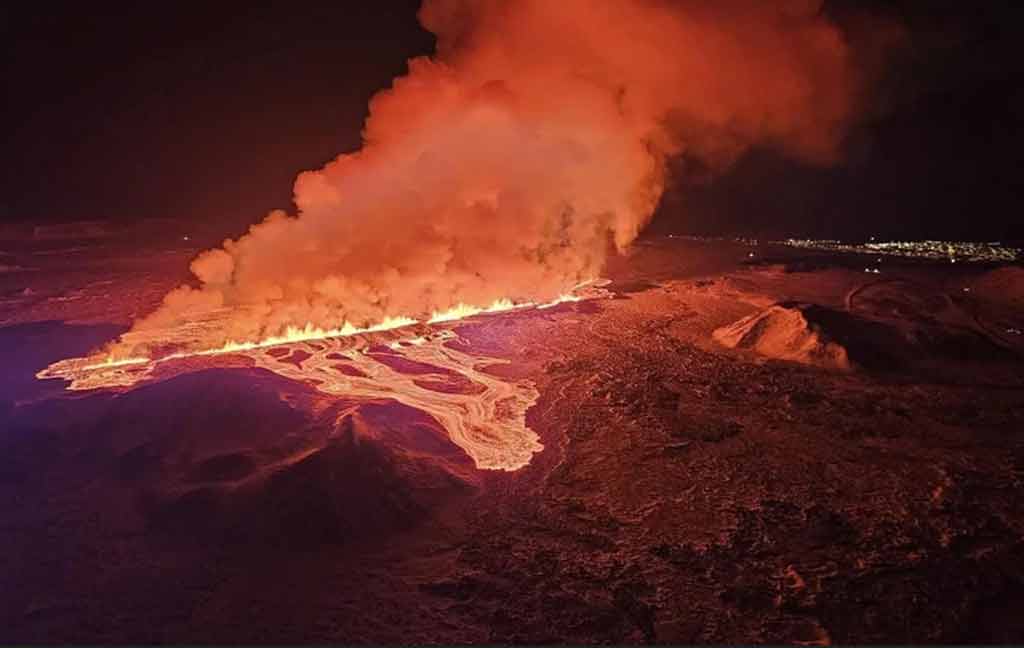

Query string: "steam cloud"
[[117, 0, 882, 356]]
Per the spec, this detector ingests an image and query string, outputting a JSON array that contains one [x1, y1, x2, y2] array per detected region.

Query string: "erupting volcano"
[[39, 281, 610, 470], [5, 0, 1024, 644], [83, 0, 865, 364], [37, 0, 873, 471]]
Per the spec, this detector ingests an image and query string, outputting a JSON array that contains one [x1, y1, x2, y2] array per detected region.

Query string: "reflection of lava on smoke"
[[36, 0, 882, 470], [12, 0, 1024, 642], [86, 0, 873, 362]]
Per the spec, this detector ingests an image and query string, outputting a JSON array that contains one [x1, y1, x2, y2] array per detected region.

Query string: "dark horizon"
[[4, 1, 1022, 242], [4, 4, 1024, 644]]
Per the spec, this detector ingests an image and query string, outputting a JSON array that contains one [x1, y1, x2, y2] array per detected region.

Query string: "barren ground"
[[2, 235, 1023, 643]]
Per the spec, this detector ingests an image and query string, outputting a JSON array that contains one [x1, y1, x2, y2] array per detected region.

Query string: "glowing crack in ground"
[[38, 281, 611, 470]]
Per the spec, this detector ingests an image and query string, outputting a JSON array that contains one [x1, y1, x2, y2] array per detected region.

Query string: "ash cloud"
[[116, 0, 888, 356]]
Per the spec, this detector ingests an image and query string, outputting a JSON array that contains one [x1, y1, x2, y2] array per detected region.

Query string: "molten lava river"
[[38, 283, 610, 471]]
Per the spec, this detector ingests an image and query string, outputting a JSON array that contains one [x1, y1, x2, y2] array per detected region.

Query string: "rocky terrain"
[[2, 236, 1023, 643]]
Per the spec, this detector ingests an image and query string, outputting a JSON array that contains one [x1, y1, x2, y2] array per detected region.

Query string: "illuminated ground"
[[2, 233, 1023, 642]]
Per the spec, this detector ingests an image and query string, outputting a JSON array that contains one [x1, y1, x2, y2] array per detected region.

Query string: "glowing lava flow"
[[251, 329, 542, 470], [39, 287, 593, 381], [37, 282, 607, 470]]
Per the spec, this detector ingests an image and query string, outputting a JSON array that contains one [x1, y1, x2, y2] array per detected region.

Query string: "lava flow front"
[[37, 282, 609, 470]]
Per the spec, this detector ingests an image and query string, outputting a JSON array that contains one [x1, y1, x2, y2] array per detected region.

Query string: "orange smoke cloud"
[[116, 0, 882, 356]]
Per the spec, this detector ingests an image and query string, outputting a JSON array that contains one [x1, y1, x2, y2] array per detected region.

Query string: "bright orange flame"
[[38, 281, 600, 383], [80, 356, 151, 370], [34, 281, 609, 472]]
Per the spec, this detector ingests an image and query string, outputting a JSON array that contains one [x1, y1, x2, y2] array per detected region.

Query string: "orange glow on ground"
[[36, 281, 608, 471]]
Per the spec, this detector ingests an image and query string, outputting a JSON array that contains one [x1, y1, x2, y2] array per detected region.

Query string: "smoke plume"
[[116, 0, 879, 356]]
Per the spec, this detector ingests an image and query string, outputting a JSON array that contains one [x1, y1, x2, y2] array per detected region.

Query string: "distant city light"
[[783, 239, 1021, 263], [666, 235, 1021, 264]]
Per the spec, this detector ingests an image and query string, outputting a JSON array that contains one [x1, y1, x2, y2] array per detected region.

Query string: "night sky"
[[4, 1, 1022, 242]]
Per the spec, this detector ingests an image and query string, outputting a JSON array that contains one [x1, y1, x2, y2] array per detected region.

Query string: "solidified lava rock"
[[191, 452, 257, 482], [672, 416, 743, 442], [713, 302, 852, 370], [973, 266, 1024, 311], [5, 239, 1024, 644], [712, 297, 1004, 374]]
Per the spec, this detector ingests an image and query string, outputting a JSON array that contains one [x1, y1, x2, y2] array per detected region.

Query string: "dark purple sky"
[[3, 1, 1022, 242]]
